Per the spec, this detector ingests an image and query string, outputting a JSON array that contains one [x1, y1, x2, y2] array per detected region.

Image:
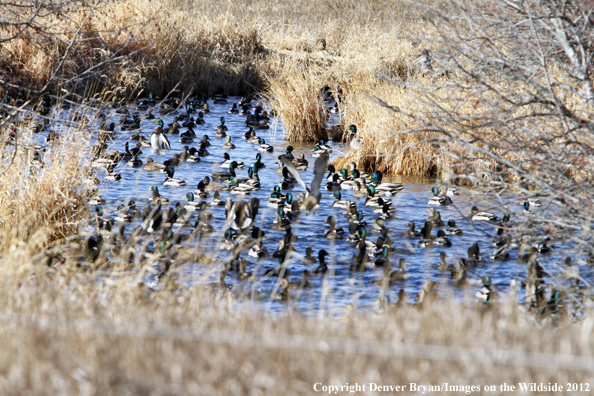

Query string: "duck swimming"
[[163, 167, 186, 187]]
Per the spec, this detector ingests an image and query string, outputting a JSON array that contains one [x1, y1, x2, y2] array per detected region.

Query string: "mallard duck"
[[144, 158, 165, 171], [427, 207, 445, 227], [164, 154, 183, 167], [445, 219, 463, 236], [228, 103, 239, 114], [149, 185, 169, 205], [199, 134, 211, 148], [292, 153, 308, 170], [324, 215, 344, 239], [301, 247, 317, 265], [128, 156, 143, 168], [105, 164, 122, 181], [470, 206, 498, 221], [312, 144, 330, 158], [201, 176, 227, 191], [369, 171, 404, 196], [348, 125, 362, 150], [403, 221, 420, 237], [209, 191, 225, 206], [331, 191, 351, 209], [150, 121, 171, 149], [278, 146, 294, 161], [183, 192, 203, 211], [215, 117, 227, 138], [434, 230, 452, 247], [364, 186, 384, 207], [279, 152, 329, 212], [185, 147, 201, 162], [220, 152, 244, 169], [220, 230, 237, 251], [325, 173, 342, 192], [248, 130, 261, 144], [476, 275, 497, 303], [222, 135, 236, 149], [428, 186, 452, 206], [462, 242, 482, 267], [389, 258, 409, 281], [312, 250, 328, 275], [258, 138, 274, 153], [163, 168, 186, 186], [195, 142, 209, 157], [226, 176, 254, 195]]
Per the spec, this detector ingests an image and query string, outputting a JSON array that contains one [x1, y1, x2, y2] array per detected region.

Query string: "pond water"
[[24, 96, 583, 314]]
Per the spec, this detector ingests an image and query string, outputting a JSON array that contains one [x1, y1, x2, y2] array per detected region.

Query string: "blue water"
[[25, 97, 582, 314]]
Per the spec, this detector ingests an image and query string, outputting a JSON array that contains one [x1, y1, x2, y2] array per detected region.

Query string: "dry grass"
[[0, 120, 89, 251], [264, 65, 328, 142], [0, 262, 592, 395]]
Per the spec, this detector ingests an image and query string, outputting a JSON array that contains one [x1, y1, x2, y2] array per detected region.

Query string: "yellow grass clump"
[[0, 120, 90, 252]]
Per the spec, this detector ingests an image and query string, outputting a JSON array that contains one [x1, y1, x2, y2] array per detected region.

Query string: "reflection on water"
[[26, 97, 584, 314]]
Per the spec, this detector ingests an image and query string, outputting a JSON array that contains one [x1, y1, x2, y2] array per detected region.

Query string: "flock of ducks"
[[15, 91, 571, 317]]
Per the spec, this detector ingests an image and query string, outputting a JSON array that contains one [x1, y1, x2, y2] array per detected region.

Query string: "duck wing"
[[309, 153, 329, 201], [280, 156, 309, 193]]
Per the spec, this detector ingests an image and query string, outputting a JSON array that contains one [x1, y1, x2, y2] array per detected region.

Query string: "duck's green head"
[[366, 185, 376, 197], [253, 161, 265, 172], [224, 229, 233, 240], [332, 173, 340, 183], [220, 116, 225, 125], [157, 118, 164, 127], [371, 171, 382, 185], [186, 104, 191, 111], [357, 225, 367, 239], [198, 111, 204, 118], [255, 153, 262, 162], [327, 164, 335, 173], [277, 205, 285, 217], [149, 185, 159, 192], [166, 167, 175, 178], [128, 200, 136, 209], [399, 258, 406, 270], [382, 245, 389, 259], [268, 192, 280, 199], [228, 176, 239, 186], [431, 186, 440, 196], [340, 169, 348, 180], [223, 152, 231, 161], [333, 191, 342, 200], [247, 167, 253, 178], [33, 152, 41, 161], [186, 192, 195, 202], [481, 275, 491, 287], [447, 219, 456, 227], [286, 146, 294, 154], [229, 161, 238, 170], [259, 137, 265, 145], [150, 93, 155, 100], [286, 192, 293, 204], [273, 185, 281, 194], [502, 214, 510, 223], [349, 124, 357, 135], [312, 145, 322, 152], [523, 201, 530, 211], [351, 169, 360, 179], [117, 203, 125, 211], [95, 205, 103, 217]]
